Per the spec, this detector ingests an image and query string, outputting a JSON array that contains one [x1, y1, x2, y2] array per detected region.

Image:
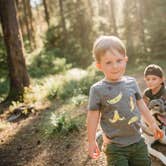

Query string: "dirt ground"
[[0, 75, 166, 166]]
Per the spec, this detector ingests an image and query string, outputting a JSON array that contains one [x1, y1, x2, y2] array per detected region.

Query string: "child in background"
[[143, 64, 166, 129], [143, 64, 166, 105], [87, 36, 163, 166]]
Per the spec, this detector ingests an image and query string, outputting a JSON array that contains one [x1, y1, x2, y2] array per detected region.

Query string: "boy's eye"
[[117, 59, 122, 63], [146, 78, 157, 82], [106, 61, 112, 65]]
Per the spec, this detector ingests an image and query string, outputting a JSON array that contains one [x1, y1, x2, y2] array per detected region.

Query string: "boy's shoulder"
[[91, 76, 137, 88], [143, 88, 151, 96], [91, 79, 104, 89], [124, 75, 136, 81], [123, 75, 137, 84], [162, 85, 166, 96]]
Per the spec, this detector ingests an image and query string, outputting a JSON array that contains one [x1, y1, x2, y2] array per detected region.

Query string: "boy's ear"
[[125, 56, 128, 62], [96, 63, 101, 70], [162, 77, 165, 83]]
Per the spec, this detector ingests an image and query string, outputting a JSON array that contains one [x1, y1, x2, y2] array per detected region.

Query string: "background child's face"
[[144, 75, 163, 90], [96, 50, 127, 81]]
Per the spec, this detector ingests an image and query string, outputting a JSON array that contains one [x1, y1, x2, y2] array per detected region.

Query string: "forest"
[[0, 0, 166, 165]]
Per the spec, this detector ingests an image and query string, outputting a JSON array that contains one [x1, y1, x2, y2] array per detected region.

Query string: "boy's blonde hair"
[[92, 35, 126, 62]]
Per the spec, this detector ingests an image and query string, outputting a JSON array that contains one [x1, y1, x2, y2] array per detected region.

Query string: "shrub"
[[29, 50, 71, 78], [48, 113, 80, 135]]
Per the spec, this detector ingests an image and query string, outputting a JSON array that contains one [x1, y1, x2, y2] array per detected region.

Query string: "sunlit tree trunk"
[[0, 0, 30, 104], [43, 0, 50, 26], [58, 0, 67, 47], [123, 0, 135, 63], [137, 0, 145, 52], [15, 0, 25, 37], [84, 0, 94, 18], [109, 0, 118, 35], [26, 0, 36, 48], [22, 0, 33, 50]]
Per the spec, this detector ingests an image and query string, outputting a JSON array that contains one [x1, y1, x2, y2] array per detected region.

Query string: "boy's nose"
[[148, 80, 153, 84], [112, 63, 118, 69]]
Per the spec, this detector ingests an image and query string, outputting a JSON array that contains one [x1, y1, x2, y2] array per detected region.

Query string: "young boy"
[[87, 36, 163, 166], [143, 64, 166, 105]]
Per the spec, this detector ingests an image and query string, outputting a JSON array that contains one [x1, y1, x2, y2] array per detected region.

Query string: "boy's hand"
[[150, 123, 164, 140], [154, 130, 164, 139], [88, 142, 100, 159]]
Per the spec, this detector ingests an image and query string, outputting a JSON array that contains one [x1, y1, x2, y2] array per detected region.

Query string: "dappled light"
[[0, 0, 166, 165]]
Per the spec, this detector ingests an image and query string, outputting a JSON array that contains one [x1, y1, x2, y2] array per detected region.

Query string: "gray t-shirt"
[[88, 76, 142, 147]]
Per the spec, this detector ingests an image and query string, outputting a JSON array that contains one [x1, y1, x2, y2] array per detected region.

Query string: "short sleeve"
[[88, 86, 101, 111], [133, 79, 142, 100]]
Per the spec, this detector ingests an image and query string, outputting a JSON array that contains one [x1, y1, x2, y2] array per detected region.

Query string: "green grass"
[[38, 102, 86, 137]]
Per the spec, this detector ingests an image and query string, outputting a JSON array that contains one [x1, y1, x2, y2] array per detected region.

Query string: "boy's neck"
[[104, 76, 123, 83], [151, 84, 163, 95]]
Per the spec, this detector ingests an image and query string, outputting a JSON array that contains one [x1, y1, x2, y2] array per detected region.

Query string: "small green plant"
[[9, 86, 36, 115], [71, 94, 88, 106], [23, 86, 37, 105], [9, 101, 22, 113], [45, 113, 80, 136]]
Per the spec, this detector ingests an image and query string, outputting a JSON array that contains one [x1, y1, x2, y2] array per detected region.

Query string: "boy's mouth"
[[157, 114, 166, 126], [111, 71, 120, 74]]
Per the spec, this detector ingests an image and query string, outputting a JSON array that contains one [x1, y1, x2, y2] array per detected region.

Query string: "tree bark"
[[15, 0, 25, 37], [136, 0, 145, 52], [58, 0, 67, 46], [0, 0, 30, 103], [43, 0, 50, 26], [26, 0, 36, 48], [22, 0, 33, 50], [123, 0, 135, 63], [110, 0, 118, 35]]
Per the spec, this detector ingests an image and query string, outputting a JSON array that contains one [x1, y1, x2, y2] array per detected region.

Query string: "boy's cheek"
[[95, 63, 102, 70]]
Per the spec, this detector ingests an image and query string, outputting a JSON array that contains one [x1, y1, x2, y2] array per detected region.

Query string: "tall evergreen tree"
[[0, 0, 30, 105]]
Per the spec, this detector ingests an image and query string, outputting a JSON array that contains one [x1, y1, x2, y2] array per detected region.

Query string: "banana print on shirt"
[[128, 116, 139, 125], [130, 96, 135, 111], [107, 92, 122, 104], [107, 92, 138, 125], [109, 110, 125, 123]]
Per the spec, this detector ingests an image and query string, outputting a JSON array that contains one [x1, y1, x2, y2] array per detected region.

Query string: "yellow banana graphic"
[[107, 92, 122, 104], [128, 116, 138, 125], [109, 110, 125, 123], [130, 96, 135, 111]]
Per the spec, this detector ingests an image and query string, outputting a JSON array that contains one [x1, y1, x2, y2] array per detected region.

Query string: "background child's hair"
[[92, 35, 126, 62], [144, 64, 164, 78]]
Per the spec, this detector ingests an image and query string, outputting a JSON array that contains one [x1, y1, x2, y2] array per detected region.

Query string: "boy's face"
[[144, 75, 164, 91], [96, 50, 128, 82]]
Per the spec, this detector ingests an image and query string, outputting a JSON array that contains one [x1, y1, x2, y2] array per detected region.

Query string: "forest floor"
[[0, 74, 166, 166]]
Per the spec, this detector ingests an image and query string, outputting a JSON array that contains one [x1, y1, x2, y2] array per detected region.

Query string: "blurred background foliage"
[[0, 0, 166, 103]]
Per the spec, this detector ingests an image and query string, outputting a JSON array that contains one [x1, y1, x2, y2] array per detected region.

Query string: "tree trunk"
[[123, 0, 135, 63], [22, 0, 33, 50], [58, 0, 67, 46], [15, 0, 25, 37], [43, 0, 50, 26], [136, 0, 145, 52], [0, 0, 30, 103], [26, 0, 36, 49], [110, 0, 118, 35]]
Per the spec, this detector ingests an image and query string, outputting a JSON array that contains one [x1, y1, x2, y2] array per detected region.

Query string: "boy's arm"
[[137, 99, 156, 125], [137, 99, 163, 139], [143, 94, 149, 106], [87, 110, 100, 158]]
